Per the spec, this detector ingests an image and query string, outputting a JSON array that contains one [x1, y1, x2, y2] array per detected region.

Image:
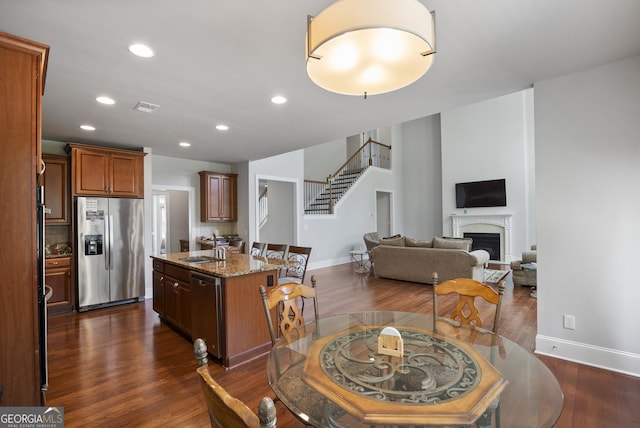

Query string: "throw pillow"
[[381, 236, 405, 246], [433, 237, 471, 251], [405, 237, 433, 248]]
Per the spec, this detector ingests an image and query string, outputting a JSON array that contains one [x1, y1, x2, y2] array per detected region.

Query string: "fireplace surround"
[[451, 214, 512, 262]]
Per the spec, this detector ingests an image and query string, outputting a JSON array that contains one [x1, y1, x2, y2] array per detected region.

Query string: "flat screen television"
[[455, 179, 506, 208]]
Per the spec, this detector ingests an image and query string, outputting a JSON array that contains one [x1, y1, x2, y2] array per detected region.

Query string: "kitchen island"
[[151, 250, 285, 368]]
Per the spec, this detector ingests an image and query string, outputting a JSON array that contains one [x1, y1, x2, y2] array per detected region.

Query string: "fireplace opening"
[[464, 232, 500, 261]]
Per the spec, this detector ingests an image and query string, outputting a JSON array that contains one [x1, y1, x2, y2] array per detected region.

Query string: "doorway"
[[151, 194, 168, 255], [152, 187, 192, 255], [256, 179, 295, 244], [376, 191, 392, 237]]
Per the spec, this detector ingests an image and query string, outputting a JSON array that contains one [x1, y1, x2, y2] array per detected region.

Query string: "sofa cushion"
[[433, 237, 471, 251], [381, 236, 405, 246], [405, 237, 433, 248]]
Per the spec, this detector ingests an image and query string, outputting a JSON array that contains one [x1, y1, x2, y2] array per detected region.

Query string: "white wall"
[[151, 155, 236, 238], [534, 55, 640, 376], [247, 150, 304, 251], [304, 138, 347, 181], [440, 89, 536, 259], [399, 115, 443, 240]]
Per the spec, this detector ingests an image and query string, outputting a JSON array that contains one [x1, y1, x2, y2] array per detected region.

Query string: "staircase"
[[305, 168, 366, 214], [304, 138, 391, 215]]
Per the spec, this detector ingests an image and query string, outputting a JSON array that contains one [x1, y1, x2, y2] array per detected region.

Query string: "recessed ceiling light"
[[96, 96, 115, 105], [216, 124, 229, 131], [80, 124, 96, 131], [271, 95, 287, 104], [179, 141, 191, 147], [128, 43, 154, 58]]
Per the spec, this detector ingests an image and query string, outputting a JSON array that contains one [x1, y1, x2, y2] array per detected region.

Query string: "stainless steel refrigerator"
[[76, 196, 145, 311]]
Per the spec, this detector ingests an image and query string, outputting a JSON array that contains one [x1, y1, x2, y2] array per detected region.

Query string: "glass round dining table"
[[267, 311, 563, 427]]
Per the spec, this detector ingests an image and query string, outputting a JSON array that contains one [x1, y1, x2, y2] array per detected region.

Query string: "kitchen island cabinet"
[[151, 251, 282, 368]]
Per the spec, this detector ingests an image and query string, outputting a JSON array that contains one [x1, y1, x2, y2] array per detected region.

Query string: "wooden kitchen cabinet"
[[42, 154, 70, 224], [199, 171, 237, 221], [67, 143, 145, 198], [45, 257, 73, 314], [0, 31, 49, 406], [157, 263, 192, 337], [152, 259, 165, 315]]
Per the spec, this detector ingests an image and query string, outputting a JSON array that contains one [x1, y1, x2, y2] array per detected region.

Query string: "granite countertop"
[[152, 250, 290, 278]]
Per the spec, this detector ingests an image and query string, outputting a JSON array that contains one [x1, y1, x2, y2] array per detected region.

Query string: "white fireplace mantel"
[[450, 213, 513, 262]]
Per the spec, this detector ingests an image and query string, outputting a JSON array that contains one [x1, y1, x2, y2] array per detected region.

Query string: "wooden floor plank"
[[45, 263, 639, 427]]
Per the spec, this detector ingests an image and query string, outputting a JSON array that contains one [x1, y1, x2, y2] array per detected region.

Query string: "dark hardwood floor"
[[46, 263, 640, 427]]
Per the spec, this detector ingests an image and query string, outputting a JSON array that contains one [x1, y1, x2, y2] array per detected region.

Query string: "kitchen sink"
[[179, 256, 220, 264]]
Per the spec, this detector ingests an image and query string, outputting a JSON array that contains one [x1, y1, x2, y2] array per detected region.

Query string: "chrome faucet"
[[211, 233, 226, 260]]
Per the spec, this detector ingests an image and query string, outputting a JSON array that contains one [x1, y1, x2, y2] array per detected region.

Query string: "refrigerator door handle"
[[108, 214, 114, 270], [104, 214, 108, 269]]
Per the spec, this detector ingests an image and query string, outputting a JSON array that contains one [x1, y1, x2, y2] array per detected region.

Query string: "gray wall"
[[441, 89, 536, 258], [534, 54, 640, 375], [399, 114, 443, 240]]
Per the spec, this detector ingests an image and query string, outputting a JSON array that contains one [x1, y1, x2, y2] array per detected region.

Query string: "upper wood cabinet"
[[67, 143, 145, 198], [199, 171, 237, 222], [42, 154, 70, 224]]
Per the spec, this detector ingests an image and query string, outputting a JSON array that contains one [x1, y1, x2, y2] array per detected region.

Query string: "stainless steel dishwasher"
[[190, 272, 222, 359]]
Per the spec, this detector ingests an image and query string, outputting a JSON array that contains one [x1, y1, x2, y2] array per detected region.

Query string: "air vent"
[[134, 101, 160, 113]]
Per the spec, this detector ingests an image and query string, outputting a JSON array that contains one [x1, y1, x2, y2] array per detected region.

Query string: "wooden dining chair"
[[277, 245, 311, 285], [259, 275, 319, 345], [431, 272, 506, 334], [250, 242, 266, 257], [264, 243, 288, 260], [432, 273, 506, 428], [194, 338, 277, 428]]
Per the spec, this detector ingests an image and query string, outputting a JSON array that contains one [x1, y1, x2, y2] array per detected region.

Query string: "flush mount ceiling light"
[[128, 43, 154, 58], [306, 0, 436, 97], [179, 141, 191, 147], [96, 96, 115, 105], [80, 124, 96, 131], [215, 124, 229, 131], [271, 95, 287, 105]]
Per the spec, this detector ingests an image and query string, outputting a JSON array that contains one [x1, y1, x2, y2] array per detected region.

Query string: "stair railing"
[[258, 187, 268, 227], [304, 138, 391, 214]]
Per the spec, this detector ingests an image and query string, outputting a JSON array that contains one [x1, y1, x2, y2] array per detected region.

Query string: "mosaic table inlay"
[[303, 325, 507, 425]]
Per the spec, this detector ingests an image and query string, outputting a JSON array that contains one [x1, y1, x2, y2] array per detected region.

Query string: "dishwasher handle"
[[191, 272, 221, 287]]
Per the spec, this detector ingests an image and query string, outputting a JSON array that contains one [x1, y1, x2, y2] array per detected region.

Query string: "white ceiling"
[[2, 0, 640, 163]]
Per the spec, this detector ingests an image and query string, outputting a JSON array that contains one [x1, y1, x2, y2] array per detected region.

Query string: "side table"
[[349, 249, 371, 274], [521, 262, 537, 298]]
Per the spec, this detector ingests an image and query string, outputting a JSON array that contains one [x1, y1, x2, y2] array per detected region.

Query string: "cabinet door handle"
[[174, 282, 179, 288], [160, 276, 164, 282], [67, 271, 71, 277], [51, 261, 59, 265]]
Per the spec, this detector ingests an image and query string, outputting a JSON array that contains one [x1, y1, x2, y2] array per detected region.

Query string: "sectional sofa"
[[364, 233, 489, 284]]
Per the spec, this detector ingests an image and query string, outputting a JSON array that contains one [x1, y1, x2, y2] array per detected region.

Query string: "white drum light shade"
[[306, 0, 435, 96]]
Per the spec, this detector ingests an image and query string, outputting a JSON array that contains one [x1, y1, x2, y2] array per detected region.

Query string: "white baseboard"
[[536, 335, 640, 377], [308, 256, 351, 271]]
